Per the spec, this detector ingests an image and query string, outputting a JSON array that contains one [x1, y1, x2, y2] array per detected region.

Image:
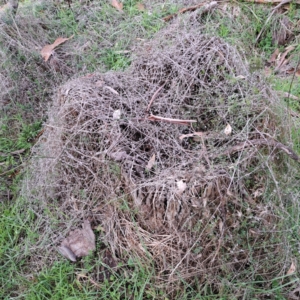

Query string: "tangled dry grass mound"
[[26, 19, 298, 295]]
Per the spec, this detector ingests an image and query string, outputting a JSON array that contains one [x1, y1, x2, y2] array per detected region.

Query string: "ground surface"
[[1, 0, 300, 299]]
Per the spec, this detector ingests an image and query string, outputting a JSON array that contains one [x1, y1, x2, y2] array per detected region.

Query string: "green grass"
[[1, 0, 300, 299], [0, 197, 167, 299], [0, 1, 180, 298]]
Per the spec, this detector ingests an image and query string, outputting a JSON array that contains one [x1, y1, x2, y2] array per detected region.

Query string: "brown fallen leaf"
[[111, 0, 123, 11], [268, 48, 280, 63], [41, 36, 73, 62], [287, 68, 300, 77], [146, 154, 155, 171], [58, 220, 96, 261], [287, 261, 296, 275], [275, 45, 295, 72]]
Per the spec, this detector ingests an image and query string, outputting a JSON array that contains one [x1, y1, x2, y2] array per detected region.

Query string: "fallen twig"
[[215, 138, 300, 162], [146, 85, 165, 112], [147, 114, 196, 126], [163, 1, 217, 22]]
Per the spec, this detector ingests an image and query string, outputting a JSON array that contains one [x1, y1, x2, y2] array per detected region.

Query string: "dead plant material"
[[146, 84, 165, 112], [0, 0, 18, 19], [216, 138, 300, 162], [26, 18, 297, 295], [255, 0, 294, 44], [243, 0, 300, 4], [274, 45, 295, 72], [41, 36, 73, 62], [147, 114, 197, 125], [111, 0, 123, 12], [163, 1, 218, 22], [267, 45, 298, 75], [277, 91, 300, 100], [58, 220, 96, 261], [287, 67, 300, 77], [272, 16, 293, 46]]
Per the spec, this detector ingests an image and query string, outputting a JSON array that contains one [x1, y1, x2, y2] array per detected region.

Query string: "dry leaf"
[[224, 123, 232, 135], [287, 68, 300, 77], [57, 245, 77, 262], [113, 109, 121, 119], [146, 154, 155, 171], [58, 220, 95, 261], [111, 0, 123, 11], [269, 48, 280, 63], [275, 45, 295, 72], [287, 261, 296, 275], [136, 3, 145, 11], [41, 36, 73, 62]]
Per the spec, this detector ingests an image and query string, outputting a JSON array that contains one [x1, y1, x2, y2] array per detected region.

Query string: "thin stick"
[[147, 114, 197, 126], [214, 138, 300, 162], [146, 85, 165, 112], [163, 2, 208, 22]]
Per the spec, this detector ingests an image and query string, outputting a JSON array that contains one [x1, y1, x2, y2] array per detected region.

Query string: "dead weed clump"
[[26, 20, 298, 296]]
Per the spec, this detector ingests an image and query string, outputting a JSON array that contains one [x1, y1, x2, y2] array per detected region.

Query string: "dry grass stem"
[[23, 15, 298, 294]]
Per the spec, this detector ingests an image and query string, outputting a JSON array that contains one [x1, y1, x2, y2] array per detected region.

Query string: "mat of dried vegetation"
[[24, 14, 300, 297]]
